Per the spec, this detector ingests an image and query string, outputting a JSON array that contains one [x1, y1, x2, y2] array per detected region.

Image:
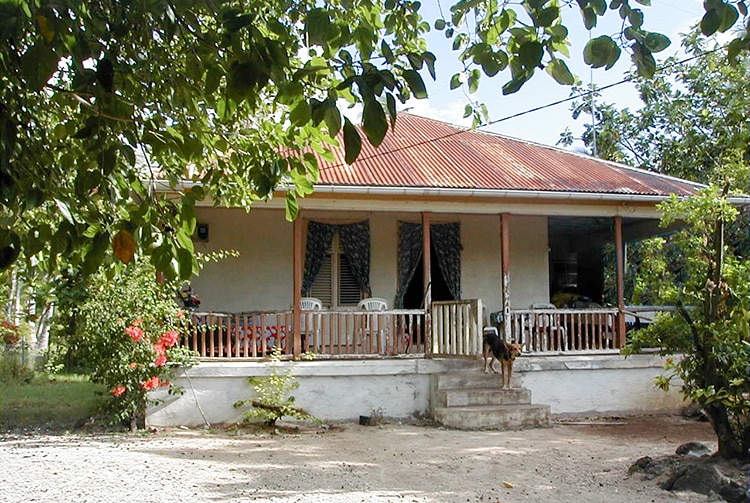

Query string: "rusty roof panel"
[[315, 113, 701, 197]]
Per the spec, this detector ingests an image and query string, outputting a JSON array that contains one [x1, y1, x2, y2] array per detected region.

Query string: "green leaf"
[[583, 35, 621, 70], [324, 106, 342, 136], [289, 100, 311, 126], [590, 0, 606, 15], [628, 8, 643, 29], [343, 117, 362, 164], [502, 75, 528, 95], [467, 69, 480, 93], [423, 52, 437, 80], [306, 8, 332, 46], [632, 42, 656, 78], [716, 3, 739, 32], [434, 19, 446, 30], [285, 192, 299, 221], [701, 8, 721, 35], [518, 41, 544, 69], [633, 0, 650, 5], [403, 69, 428, 99], [407, 52, 423, 70], [177, 247, 194, 280], [450, 73, 462, 90], [643, 32, 670, 53], [533, 6, 559, 27], [381, 40, 394, 63], [546, 58, 575, 85], [20, 43, 58, 90], [362, 100, 387, 147]]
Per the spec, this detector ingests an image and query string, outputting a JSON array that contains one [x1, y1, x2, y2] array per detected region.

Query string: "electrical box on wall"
[[196, 223, 209, 241]]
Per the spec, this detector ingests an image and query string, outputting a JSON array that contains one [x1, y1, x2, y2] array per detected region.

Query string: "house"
[[147, 114, 730, 428]]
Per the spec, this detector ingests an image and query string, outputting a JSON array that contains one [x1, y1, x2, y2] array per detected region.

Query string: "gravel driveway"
[[0, 414, 720, 503]]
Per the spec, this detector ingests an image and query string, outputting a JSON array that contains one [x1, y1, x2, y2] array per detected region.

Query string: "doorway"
[[403, 243, 454, 310]]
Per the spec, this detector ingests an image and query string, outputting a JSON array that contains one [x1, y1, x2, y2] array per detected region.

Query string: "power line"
[[319, 43, 727, 171]]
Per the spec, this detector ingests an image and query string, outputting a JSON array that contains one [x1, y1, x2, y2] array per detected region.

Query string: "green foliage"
[[624, 164, 750, 460], [234, 347, 320, 427], [1, 1, 747, 281], [66, 260, 198, 429], [560, 31, 750, 184]]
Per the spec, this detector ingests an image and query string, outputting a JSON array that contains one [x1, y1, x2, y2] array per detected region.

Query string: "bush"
[[70, 261, 198, 430]]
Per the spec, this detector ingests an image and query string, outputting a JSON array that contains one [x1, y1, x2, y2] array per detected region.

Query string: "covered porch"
[[183, 210, 669, 360]]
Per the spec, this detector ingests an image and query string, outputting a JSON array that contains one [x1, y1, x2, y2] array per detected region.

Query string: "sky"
[[404, 0, 712, 152]]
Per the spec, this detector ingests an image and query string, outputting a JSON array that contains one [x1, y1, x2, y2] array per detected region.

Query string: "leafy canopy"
[[1, 0, 748, 283]]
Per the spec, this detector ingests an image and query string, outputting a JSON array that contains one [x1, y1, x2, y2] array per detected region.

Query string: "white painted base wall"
[[146, 354, 685, 427]]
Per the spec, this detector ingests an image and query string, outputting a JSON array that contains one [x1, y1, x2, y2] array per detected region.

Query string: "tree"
[[625, 159, 750, 460], [1, 0, 748, 285], [559, 31, 750, 184]]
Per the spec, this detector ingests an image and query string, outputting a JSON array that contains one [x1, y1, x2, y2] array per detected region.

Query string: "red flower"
[[112, 385, 127, 397], [125, 325, 144, 342], [153, 343, 165, 355], [129, 362, 138, 369], [176, 311, 185, 319], [159, 330, 179, 348], [154, 353, 167, 367], [140, 376, 160, 390]]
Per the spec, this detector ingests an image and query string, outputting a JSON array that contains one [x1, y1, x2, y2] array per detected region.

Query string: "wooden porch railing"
[[184, 309, 425, 359], [508, 308, 619, 353], [431, 299, 483, 356]]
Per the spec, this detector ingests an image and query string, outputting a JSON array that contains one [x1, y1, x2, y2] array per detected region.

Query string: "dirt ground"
[[0, 414, 744, 503]]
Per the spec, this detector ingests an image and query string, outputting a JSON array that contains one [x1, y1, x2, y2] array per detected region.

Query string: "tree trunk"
[[704, 402, 745, 459]]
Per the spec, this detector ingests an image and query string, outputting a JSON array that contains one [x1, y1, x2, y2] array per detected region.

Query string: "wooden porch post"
[[500, 213, 512, 342], [422, 212, 432, 356], [613, 216, 626, 348], [292, 214, 303, 358]]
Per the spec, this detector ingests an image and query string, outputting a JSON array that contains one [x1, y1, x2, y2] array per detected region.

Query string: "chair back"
[[300, 297, 323, 310], [358, 297, 388, 311], [531, 302, 556, 310]]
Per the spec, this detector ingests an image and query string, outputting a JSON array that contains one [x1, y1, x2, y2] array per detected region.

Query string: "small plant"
[[234, 347, 320, 427]]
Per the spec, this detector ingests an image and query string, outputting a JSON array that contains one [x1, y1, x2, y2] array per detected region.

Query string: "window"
[[309, 234, 361, 308]]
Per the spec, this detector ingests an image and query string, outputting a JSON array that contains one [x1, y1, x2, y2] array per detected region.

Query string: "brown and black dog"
[[482, 329, 522, 389]]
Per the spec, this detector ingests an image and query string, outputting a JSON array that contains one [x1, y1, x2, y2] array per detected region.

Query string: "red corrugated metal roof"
[[314, 113, 701, 197]]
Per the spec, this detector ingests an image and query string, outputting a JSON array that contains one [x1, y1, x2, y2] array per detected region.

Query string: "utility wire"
[[320, 43, 728, 171]]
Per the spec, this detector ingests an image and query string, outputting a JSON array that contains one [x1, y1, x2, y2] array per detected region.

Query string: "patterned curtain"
[[431, 222, 462, 300], [395, 222, 424, 308], [301, 221, 336, 296], [338, 221, 372, 297]]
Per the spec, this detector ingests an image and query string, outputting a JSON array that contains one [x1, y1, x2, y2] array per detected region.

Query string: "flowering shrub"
[[73, 261, 198, 429]]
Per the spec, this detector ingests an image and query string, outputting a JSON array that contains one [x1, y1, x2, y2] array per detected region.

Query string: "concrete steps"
[[431, 369, 550, 430]]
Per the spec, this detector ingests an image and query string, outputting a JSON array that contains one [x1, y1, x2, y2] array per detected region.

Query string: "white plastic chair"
[[530, 302, 567, 351], [357, 298, 389, 353], [300, 297, 323, 310], [357, 297, 388, 311], [300, 297, 322, 351]]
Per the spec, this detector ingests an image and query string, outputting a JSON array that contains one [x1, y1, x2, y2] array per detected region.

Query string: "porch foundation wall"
[[146, 354, 685, 427]]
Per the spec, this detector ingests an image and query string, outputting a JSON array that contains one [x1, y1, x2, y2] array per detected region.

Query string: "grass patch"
[[0, 374, 107, 431]]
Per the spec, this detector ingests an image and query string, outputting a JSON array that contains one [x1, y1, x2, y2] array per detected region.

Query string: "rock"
[[675, 441, 712, 457], [662, 463, 725, 495]]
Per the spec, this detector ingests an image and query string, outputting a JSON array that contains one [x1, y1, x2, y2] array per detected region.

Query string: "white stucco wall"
[[147, 354, 685, 427], [191, 208, 294, 312], [190, 209, 510, 314], [513, 354, 686, 414], [509, 215, 549, 309]]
